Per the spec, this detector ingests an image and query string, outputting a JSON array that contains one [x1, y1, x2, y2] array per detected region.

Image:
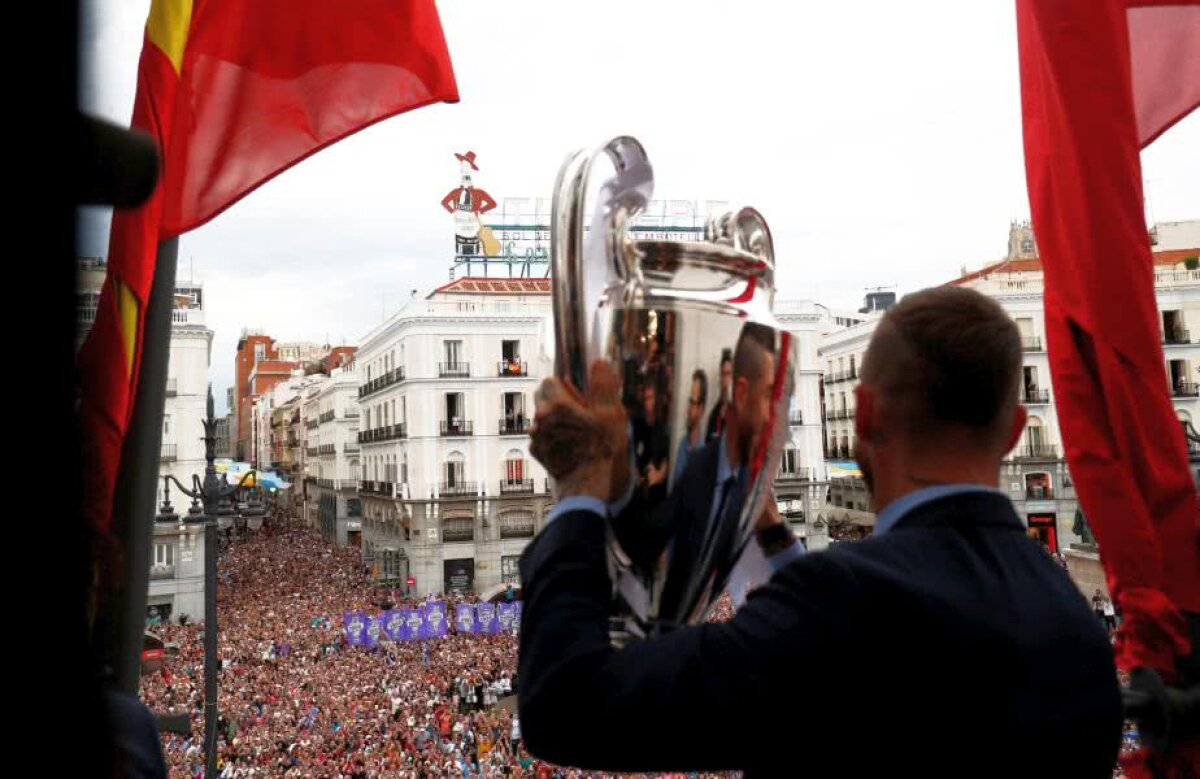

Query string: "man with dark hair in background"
[[672, 369, 708, 485], [521, 287, 1120, 776], [705, 349, 734, 441]]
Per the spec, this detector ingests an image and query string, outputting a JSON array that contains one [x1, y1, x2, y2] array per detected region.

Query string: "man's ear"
[[733, 376, 749, 409], [1003, 404, 1028, 455], [854, 383, 878, 444]]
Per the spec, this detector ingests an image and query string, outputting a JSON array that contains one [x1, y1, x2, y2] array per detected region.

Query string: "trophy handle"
[[551, 136, 653, 391], [706, 206, 777, 306]]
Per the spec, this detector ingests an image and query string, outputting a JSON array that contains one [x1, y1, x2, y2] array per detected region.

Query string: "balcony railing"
[[342, 408, 360, 418], [305, 419, 319, 430], [1164, 329, 1191, 345], [788, 412, 804, 425], [1172, 381, 1199, 398], [358, 424, 407, 443], [358, 367, 405, 399], [343, 443, 360, 454], [440, 420, 473, 437], [439, 362, 471, 378], [499, 418, 531, 436], [358, 481, 394, 497], [160, 444, 177, 462], [500, 478, 534, 494], [498, 360, 528, 377], [1021, 336, 1043, 352], [1023, 388, 1051, 404], [165, 378, 178, 397], [439, 481, 479, 497], [306, 447, 319, 457], [319, 410, 335, 424], [776, 467, 817, 482], [1014, 443, 1059, 460], [150, 566, 175, 580], [318, 444, 336, 455]]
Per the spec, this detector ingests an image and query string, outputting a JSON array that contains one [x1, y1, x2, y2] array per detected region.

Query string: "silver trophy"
[[550, 136, 796, 636]]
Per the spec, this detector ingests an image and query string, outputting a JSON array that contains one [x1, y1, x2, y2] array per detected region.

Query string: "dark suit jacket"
[[610, 440, 740, 624], [518, 491, 1121, 776]]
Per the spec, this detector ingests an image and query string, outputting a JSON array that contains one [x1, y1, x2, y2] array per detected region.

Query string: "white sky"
[[78, 0, 1199, 415]]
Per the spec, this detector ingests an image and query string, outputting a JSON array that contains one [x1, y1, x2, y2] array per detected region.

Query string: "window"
[[163, 414, 171, 437], [443, 517, 473, 542], [445, 340, 463, 365], [502, 555, 521, 583], [445, 452, 465, 487], [254, 343, 265, 362], [504, 454, 525, 483], [153, 543, 174, 568], [1026, 418, 1045, 449], [780, 447, 798, 475], [500, 511, 534, 540], [502, 392, 526, 430], [502, 339, 520, 361], [445, 392, 464, 422]]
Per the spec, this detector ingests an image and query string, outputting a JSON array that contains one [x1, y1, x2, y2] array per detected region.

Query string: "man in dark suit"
[[521, 286, 1121, 776], [611, 323, 780, 626]]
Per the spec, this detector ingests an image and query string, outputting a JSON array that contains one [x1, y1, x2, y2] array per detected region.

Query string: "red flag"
[[78, 0, 458, 531], [1017, 0, 1198, 774]]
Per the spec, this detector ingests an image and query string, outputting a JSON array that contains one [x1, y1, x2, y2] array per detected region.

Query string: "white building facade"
[[815, 222, 1200, 566], [355, 278, 555, 597], [771, 301, 872, 549], [303, 366, 364, 547]]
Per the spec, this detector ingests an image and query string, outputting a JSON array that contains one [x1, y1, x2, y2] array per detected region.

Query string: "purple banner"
[[455, 603, 477, 634], [382, 610, 406, 642], [425, 601, 449, 638], [343, 611, 367, 646], [476, 602, 499, 635], [339, 602, 521, 645], [365, 614, 384, 647], [497, 602, 516, 634], [403, 607, 423, 641]]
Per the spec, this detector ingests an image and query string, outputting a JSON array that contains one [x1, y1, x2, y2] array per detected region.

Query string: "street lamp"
[[153, 388, 257, 779]]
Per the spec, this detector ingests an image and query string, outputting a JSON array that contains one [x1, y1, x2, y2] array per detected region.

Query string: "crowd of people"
[[137, 508, 1135, 778], [140, 516, 738, 778]]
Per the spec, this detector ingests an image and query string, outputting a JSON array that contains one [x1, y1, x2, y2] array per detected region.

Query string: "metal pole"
[[108, 237, 179, 694], [205, 513, 217, 779], [200, 387, 223, 779]]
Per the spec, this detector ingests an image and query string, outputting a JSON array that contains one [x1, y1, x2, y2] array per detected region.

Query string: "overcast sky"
[[79, 0, 1199, 415]]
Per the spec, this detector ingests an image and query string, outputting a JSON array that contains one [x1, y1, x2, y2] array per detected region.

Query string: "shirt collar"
[[715, 433, 745, 488], [872, 483, 1005, 536]]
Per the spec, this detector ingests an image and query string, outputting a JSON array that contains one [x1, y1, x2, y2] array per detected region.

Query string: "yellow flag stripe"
[[115, 280, 140, 379], [146, 0, 194, 75]]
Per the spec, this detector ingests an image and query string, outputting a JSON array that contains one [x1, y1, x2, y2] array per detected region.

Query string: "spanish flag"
[[77, 0, 458, 531], [1017, 1, 1198, 775]]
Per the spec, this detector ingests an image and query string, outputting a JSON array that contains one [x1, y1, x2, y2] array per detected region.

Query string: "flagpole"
[[108, 237, 179, 695]]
